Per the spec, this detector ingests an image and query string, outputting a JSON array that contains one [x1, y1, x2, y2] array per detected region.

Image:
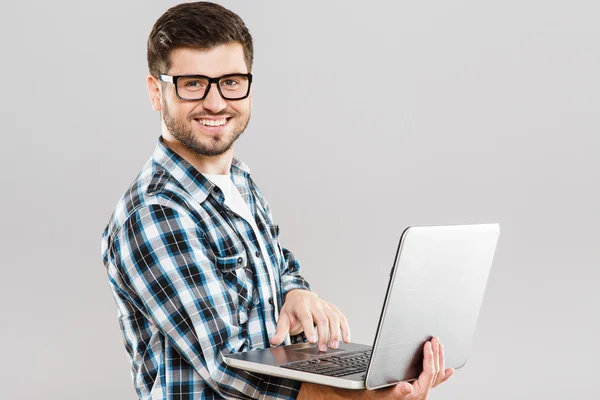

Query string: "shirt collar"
[[152, 136, 251, 201]]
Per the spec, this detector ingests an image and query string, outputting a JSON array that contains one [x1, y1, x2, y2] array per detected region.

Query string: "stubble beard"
[[162, 99, 249, 157]]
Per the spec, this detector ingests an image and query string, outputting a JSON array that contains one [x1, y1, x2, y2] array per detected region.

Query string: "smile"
[[195, 118, 228, 127]]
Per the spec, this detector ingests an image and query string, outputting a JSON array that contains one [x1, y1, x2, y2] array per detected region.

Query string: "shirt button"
[[237, 257, 243, 264], [255, 251, 261, 258], [268, 297, 274, 305]]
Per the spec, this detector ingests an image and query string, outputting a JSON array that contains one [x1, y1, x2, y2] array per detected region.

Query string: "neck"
[[161, 133, 233, 175]]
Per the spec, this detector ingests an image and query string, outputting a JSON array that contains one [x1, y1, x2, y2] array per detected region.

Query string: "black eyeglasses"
[[158, 73, 253, 101]]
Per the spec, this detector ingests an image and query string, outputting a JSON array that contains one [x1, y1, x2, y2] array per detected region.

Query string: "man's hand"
[[269, 289, 351, 351], [367, 337, 454, 399], [297, 337, 454, 400]]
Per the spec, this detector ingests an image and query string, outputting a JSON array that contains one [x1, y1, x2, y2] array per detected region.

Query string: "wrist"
[[284, 288, 310, 301]]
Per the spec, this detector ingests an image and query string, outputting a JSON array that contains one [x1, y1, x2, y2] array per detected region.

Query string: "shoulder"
[[102, 161, 198, 245]]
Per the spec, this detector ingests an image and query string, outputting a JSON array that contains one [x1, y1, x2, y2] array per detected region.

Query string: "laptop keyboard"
[[281, 350, 371, 377]]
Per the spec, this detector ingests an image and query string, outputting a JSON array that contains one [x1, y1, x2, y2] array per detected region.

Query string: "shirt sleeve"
[[279, 245, 311, 300], [111, 204, 302, 400]]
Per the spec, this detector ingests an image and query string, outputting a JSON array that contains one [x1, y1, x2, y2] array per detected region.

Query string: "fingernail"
[[332, 340, 339, 349], [310, 335, 317, 343], [319, 344, 327, 352]]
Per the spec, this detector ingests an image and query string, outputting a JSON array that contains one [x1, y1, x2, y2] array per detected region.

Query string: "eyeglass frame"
[[158, 73, 253, 101]]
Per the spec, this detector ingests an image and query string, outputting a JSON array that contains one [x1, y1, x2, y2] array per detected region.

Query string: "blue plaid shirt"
[[101, 137, 311, 399]]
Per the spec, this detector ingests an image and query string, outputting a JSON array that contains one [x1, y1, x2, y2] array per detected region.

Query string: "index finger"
[[269, 312, 291, 346]]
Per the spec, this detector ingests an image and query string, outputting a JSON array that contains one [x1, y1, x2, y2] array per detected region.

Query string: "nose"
[[202, 83, 227, 113]]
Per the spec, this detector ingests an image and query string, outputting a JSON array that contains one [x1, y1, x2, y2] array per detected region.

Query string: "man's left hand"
[[269, 289, 351, 351]]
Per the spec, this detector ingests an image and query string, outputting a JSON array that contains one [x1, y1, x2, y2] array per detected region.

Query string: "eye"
[[185, 80, 205, 88], [221, 79, 239, 87]]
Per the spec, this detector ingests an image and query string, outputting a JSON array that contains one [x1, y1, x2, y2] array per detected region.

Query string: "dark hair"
[[147, 2, 254, 78]]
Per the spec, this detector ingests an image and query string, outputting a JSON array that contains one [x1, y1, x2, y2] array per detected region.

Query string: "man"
[[101, 2, 453, 399]]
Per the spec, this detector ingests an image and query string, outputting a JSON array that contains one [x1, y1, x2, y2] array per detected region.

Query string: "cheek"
[[231, 102, 251, 119], [168, 104, 194, 122]]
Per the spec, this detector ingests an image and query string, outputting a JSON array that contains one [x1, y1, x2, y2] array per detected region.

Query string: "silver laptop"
[[224, 223, 500, 390]]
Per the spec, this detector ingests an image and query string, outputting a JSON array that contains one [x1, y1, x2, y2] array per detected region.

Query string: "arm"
[[252, 188, 351, 351], [111, 204, 301, 400], [266, 220, 351, 350]]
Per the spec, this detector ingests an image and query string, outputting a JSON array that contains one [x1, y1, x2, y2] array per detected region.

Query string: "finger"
[[391, 382, 413, 399], [335, 306, 351, 343], [327, 304, 351, 343], [432, 337, 440, 386], [298, 310, 318, 344], [312, 310, 330, 352], [414, 341, 435, 392], [269, 312, 291, 346], [433, 342, 446, 387], [324, 307, 341, 349], [439, 368, 455, 384]]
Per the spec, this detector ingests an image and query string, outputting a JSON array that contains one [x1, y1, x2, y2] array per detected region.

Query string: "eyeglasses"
[[158, 73, 253, 101]]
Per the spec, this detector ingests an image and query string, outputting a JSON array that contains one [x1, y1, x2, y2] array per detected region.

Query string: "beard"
[[162, 98, 250, 157]]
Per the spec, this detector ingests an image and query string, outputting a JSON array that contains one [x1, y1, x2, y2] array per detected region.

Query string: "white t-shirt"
[[203, 174, 256, 231]]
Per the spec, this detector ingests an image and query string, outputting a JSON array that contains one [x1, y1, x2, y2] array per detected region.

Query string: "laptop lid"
[[365, 223, 500, 389]]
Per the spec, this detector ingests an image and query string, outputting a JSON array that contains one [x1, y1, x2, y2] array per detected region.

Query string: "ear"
[[147, 74, 163, 111]]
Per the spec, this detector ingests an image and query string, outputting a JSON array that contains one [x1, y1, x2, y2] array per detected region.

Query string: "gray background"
[[1, 0, 598, 399]]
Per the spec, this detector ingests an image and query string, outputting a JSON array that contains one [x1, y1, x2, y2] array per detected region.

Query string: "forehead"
[[168, 42, 248, 76]]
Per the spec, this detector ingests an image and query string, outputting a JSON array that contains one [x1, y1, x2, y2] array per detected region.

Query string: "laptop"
[[224, 223, 500, 390]]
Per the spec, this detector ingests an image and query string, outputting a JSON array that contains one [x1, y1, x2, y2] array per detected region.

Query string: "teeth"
[[198, 118, 227, 127]]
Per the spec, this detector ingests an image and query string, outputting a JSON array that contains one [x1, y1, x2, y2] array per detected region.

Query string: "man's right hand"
[[297, 337, 454, 400]]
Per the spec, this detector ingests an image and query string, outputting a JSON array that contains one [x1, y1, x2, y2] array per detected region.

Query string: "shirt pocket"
[[214, 251, 254, 326], [214, 252, 248, 272]]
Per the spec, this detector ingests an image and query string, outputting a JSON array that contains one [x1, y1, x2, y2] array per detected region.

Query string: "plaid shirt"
[[101, 137, 311, 399]]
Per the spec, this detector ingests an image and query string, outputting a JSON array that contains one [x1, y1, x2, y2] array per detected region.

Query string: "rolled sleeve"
[[279, 247, 311, 300]]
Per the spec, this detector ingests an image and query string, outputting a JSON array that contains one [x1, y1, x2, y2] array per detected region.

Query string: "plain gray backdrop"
[[1, 0, 598, 399]]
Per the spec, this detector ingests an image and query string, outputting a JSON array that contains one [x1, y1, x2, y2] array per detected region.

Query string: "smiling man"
[[100, 2, 451, 399]]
